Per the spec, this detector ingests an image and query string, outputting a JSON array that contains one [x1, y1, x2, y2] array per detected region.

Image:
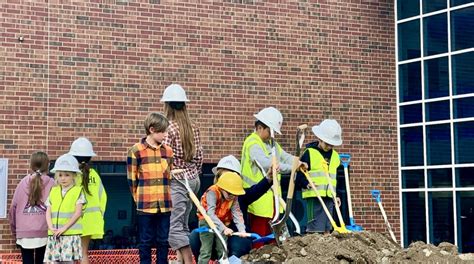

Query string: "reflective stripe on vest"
[[241, 132, 283, 218], [48, 185, 83, 236], [302, 148, 340, 199]]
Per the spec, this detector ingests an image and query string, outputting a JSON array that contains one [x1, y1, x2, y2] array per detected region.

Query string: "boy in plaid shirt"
[[127, 112, 173, 264]]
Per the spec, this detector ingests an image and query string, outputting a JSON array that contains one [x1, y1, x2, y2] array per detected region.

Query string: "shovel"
[[339, 154, 363, 232], [371, 190, 397, 243], [269, 129, 281, 223], [300, 168, 348, 233], [321, 161, 350, 233], [171, 170, 229, 264], [254, 160, 301, 235], [270, 124, 307, 245]]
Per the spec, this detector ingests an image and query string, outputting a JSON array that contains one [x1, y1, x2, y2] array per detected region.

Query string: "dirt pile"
[[241, 231, 468, 263]]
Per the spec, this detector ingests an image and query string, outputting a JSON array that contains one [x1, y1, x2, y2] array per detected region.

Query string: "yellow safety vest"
[[241, 132, 283, 218], [302, 148, 340, 199], [76, 168, 107, 239], [48, 185, 83, 235]]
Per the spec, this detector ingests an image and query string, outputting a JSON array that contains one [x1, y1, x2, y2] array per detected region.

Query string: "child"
[[44, 154, 86, 263], [161, 84, 203, 264], [197, 172, 246, 264], [295, 119, 343, 234], [127, 112, 173, 264], [240, 107, 306, 247], [68, 137, 107, 264], [9, 151, 55, 264]]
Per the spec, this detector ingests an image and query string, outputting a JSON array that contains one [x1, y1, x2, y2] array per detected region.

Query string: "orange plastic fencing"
[[0, 248, 190, 264]]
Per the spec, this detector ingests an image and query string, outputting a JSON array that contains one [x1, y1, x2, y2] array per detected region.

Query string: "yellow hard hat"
[[216, 172, 245, 196]]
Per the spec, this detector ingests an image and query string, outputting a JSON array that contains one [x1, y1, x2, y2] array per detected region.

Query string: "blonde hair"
[[164, 103, 196, 162], [28, 152, 49, 205], [144, 112, 169, 135]]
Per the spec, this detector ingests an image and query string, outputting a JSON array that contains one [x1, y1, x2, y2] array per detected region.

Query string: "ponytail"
[[80, 161, 91, 195], [28, 151, 49, 206]]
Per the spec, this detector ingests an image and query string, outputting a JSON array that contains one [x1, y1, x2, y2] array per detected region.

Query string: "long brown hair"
[[75, 156, 92, 195], [28, 152, 49, 206], [164, 103, 196, 162]]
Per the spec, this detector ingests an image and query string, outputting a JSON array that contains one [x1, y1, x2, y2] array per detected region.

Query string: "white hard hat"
[[51, 154, 81, 173], [312, 119, 343, 146], [212, 155, 241, 175], [160, 84, 189, 102], [69, 137, 97, 157], [253, 107, 283, 135]]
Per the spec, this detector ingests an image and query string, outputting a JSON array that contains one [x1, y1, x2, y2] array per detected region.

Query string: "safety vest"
[[241, 132, 283, 218], [198, 185, 235, 226], [76, 168, 107, 238], [302, 148, 340, 199], [48, 185, 83, 236]]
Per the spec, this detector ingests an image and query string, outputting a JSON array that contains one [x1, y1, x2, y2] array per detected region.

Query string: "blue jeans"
[[137, 212, 171, 264]]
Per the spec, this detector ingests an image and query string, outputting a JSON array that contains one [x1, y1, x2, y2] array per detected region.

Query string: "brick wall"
[[0, 0, 396, 252]]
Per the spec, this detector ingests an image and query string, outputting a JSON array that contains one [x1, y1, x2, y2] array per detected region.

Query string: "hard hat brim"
[[253, 114, 282, 135], [68, 151, 97, 157], [160, 98, 190, 102], [312, 125, 342, 146], [51, 165, 81, 173]]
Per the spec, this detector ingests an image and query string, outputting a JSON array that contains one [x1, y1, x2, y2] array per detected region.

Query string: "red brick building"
[[0, 0, 397, 253]]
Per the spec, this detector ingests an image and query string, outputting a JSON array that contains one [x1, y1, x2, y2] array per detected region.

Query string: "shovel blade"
[[270, 221, 290, 246]]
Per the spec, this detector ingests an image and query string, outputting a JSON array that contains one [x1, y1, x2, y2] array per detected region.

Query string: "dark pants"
[[20, 246, 46, 264], [190, 230, 252, 259], [137, 212, 171, 264]]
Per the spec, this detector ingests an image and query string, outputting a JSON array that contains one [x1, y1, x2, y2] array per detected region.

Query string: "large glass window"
[[401, 126, 424, 166], [398, 20, 421, 61], [428, 169, 452, 188], [423, 13, 448, 56], [402, 169, 425, 188], [426, 124, 451, 165], [425, 100, 450, 122], [454, 97, 474, 119], [399, 62, 422, 102], [424, 57, 449, 99], [454, 121, 474, 164], [398, 0, 420, 20], [456, 167, 474, 187], [457, 191, 474, 253], [451, 7, 474, 51], [452, 52, 474, 95], [429, 192, 455, 246], [400, 104, 422, 124], [403, 192, 427, 246]]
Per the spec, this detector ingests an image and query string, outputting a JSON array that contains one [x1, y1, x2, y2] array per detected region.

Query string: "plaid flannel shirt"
[[163, 120, 203, 180], [127, 138, 173, 213]]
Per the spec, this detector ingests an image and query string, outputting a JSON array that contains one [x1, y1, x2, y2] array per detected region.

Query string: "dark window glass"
[[424, 57, 449, 99], [456, 191, 474, 253], [426, 124, 452, 165], [401, 126, 424, 166], [424, 13, 448, 56], [456, 167, 474, 187], [398, 0, 420, 20], [454, 97, 474, 119], [402, 169, 425, 188], [451, 7, 474, 51], [423, 0, 447, 13], [426, 100, 450, 122], [429, 192, 454, 246], [452, 52, 474, 95], [399, 62, 422, 102], [451, 0, 474, 8], [403, 192, 427, 246], [428, 169, 452, 188], [398, 20, 421, 61], [400, 104, 422, 124], [454, 121, 474, 163]]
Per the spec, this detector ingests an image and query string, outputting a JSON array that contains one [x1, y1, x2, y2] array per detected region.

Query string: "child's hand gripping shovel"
[[371, 190, 397, 243], [300, 168, 348, 233], [339, 154, 363, 232], [171, 169, 229, 264], [270, 124, 307, 245], [254, 160, 301, 236]]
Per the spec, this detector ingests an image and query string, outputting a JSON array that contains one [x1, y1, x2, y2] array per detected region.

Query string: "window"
[[399, 62, 422, 102], [398, 0, 420, 20], [452, 52, 474, 95], [424, 57, 449, 99], [423, 13, 448, 56], [400, 126, 424, 166], [398, 20, 421, 61], [402, 169, 424, 188], [451, 7, 474, 51], [423, 0, 446, 13], [403, 192, 426, 246], [400, 104, 422, 124]]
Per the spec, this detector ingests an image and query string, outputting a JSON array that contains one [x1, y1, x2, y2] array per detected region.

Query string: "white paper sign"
[[0, 159, 8, 218]]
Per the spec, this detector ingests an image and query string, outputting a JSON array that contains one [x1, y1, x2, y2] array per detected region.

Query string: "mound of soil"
[[241, 231, 467, 263]]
